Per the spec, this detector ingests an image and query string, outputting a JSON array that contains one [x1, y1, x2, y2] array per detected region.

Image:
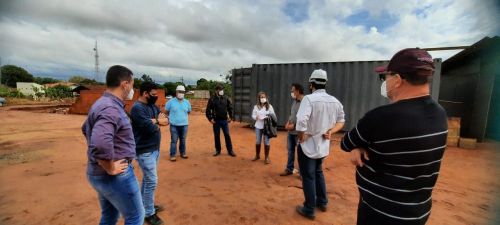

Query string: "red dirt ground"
[[0, 107, 499, 225]]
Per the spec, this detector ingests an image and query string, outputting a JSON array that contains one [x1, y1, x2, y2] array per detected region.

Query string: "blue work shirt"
[[165, 98, 191, 126]]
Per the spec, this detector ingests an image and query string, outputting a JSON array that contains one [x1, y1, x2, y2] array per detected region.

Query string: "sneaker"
[[181, 154, 188, 159], [170, 157, 177, 162], [279, 169, 293, 176], [228, 151, 236, 157], [154, 205, 165, 213], [145, 213, 164, 225], [296, 206, 315, 220], [213, 151, 221, 157]]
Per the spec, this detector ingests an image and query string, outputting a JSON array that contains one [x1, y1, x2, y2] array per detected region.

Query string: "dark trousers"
[[286, 133, 298, 172], [297, 145, 328, 215], [357, 197, 430, 225], [213, 119, 233, 153]]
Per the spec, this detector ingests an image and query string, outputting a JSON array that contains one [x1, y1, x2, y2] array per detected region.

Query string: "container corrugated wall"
[[232, 59, 442, 130], [232, 67, 253, 122]]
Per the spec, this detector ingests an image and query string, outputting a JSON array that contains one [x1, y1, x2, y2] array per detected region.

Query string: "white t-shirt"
[[251, 105, 275, 129]]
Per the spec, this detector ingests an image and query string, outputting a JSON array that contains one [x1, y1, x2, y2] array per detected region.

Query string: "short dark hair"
[[215, 84, 223, 90], [291, 83, 304, 94], [310, 81, 326, 90], [106, 65, 133, 88], [139, 81, 158, 95], [400, 70, 432, 85]]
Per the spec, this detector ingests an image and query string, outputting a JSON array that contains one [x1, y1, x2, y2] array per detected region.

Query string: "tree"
[[196, 78, 208, 87], [162, 82, 185, 96], [44, 85, 73, 99], [133, 78, 142, 89], [134, 74, 158, 89], [68, 76, 88, 84], [34, 77, 60, 85], [141, 74, 154, 83], [1, 65, 34, 87], [80, 78, 100, 85]]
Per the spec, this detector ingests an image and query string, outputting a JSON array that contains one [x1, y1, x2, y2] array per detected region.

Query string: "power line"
[[420, 46, 469, 51]]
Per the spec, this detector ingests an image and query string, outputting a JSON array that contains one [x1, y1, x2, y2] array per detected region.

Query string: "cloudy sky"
[[0, 0, 499, 84]]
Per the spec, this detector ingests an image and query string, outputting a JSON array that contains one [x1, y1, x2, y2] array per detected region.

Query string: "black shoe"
[[213, 151, 221, 157], [154, 205, 165, 213], [280, 169, 293, 176], [145, 213, 164, 225], [228, 151, 236, 157], [317, 205, 327, 212], [181, 154, 188, 159], [296, 206, 315, 220]]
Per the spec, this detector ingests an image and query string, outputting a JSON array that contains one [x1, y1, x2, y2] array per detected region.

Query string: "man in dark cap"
[[340, 48, 448, 225]]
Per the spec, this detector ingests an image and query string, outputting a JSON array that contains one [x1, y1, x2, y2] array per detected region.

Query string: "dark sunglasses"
[[379, 73, 403, 82]]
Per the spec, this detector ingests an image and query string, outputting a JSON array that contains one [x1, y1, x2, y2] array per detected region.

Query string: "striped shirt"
[[341, 96, 447, 223]]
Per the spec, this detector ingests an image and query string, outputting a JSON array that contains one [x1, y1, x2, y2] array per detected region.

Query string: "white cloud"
[[0, 0, 498, 83]]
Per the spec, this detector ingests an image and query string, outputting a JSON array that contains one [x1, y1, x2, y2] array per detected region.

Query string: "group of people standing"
[[82, 66, 236, 225], [83, 47, 448, 225]]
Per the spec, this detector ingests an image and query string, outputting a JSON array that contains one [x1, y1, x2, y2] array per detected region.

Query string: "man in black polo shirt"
[[341, 48, 448, 225]]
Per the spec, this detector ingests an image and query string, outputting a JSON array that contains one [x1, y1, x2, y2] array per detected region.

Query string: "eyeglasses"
[[379, 73, 402, 82]]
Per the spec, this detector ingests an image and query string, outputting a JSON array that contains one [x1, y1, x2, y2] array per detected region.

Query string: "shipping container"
[[233, 59, 442, 130]]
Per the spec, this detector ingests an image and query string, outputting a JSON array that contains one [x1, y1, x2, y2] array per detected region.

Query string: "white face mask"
[[219, 90, 224, 96], [291, 92, 296, 99], [126, 87, 134, 100], [177, 93, 185, 99], [380, 81, 388, 98], [260, 98, 267, 103]]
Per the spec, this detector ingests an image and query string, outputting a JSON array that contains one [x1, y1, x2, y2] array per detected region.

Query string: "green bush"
[[44, 85, 73, 99], [0, 86, 25, 98]]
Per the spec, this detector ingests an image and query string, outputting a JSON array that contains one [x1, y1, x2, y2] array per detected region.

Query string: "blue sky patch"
[[344, 10, 397, 32], [283, 0, 310, 23]]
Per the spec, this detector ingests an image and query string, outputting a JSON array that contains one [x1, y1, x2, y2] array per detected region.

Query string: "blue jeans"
[[137, 150, 160, 217], [297, 145, 328, 216], [87, 164, 145, 225], [286, 133, 298, 172], [255, 128, 270, 146], [213, 120, 233, 152], [170, 125, 188, 157]]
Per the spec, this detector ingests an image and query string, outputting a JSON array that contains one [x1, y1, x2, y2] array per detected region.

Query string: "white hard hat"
[[176, 85, 186, 91], [309, 69, 328, 84]]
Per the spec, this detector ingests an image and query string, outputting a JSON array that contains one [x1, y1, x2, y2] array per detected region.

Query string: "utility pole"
[[0, 57, 2, 85], [93, 40, 99, 81]]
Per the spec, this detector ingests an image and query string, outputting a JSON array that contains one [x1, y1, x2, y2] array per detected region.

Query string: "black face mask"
[[147, 94, 158, 105]]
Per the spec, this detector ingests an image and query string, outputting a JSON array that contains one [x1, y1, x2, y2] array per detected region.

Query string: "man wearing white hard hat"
[[165, 85, 192, 162], [295, 69, 345, 220]]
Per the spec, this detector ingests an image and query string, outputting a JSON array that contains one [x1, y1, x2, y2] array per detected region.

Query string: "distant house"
[[193, 90, 210, 99], [44, 82, 78, 90], [71, 85, 106, 95], [16, 82, 45, 98]]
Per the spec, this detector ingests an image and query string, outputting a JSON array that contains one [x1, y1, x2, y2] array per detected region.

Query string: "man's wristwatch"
[[155, 118, 159, 124]]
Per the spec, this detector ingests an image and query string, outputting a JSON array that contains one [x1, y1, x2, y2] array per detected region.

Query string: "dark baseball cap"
[[375, 48, 435, 76]]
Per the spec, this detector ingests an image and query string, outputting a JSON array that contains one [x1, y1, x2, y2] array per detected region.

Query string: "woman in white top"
[[251, 91, 275, 164]]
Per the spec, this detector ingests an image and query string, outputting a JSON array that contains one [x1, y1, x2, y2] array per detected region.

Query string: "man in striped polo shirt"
[[341, 48, 448, 225]]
